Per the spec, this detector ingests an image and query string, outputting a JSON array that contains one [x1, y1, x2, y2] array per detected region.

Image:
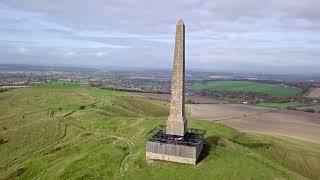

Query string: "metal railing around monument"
[[146, 125, 206, 147]]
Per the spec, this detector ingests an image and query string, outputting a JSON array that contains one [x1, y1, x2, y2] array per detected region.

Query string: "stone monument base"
[[146, 126, 205, 165]]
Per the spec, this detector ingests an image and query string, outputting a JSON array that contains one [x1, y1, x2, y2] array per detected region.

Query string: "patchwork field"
[[1, 85, 320, 179], [130, 92, 224, 104], [192, 81, 302, 97], [258, 102, 320, 112], [258, 102, 306, 109]]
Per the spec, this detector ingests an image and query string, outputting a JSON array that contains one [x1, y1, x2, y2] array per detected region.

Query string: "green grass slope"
[[0, 85, 319, 180], [192, 81, 302, 97]]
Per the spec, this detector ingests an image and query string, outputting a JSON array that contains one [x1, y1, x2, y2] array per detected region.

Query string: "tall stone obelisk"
[[166, 19, 187, 136], [146, 19, 205, 165]]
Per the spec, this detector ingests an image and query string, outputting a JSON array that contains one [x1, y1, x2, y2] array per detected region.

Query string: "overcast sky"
[[1, 0, 320, 74]]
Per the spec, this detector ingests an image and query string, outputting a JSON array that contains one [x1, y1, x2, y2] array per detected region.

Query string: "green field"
[[1, 85, 319, 179], [192, 81, 302, 97]]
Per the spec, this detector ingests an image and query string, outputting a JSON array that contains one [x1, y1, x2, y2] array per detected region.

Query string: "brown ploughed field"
[[307, 88, 320, 98], [188, 104, 320, 143]]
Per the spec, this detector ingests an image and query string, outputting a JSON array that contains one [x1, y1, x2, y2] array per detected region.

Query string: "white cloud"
[[64, 51, 76, 57], [17, 47, 30, 54], [1, 0, 320, 73], [95, 51, 107, 57]]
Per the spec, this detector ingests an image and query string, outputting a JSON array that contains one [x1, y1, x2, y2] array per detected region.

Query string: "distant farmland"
[[192, 81, 302, 97]]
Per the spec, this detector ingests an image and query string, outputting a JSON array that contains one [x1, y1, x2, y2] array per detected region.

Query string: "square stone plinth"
[[146, 140, 203, 165], [146, 126, 205, 165]]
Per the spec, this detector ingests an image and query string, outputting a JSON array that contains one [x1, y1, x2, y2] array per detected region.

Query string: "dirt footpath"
[[188, 104, 320, 143]]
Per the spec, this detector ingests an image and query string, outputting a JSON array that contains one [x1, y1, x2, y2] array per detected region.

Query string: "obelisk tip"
[[177, 18, 184, 25]]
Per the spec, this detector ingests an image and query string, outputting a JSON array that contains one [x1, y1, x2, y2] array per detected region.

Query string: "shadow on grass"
[[6, 168, 26, 179], [198, 135, 220, 163], [228, 133, 271, 149], [0, 138, 9, 145], [235, 141, 271, 149]]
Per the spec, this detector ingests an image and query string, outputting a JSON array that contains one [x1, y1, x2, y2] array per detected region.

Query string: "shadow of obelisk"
[[146, 19, 206, 165]]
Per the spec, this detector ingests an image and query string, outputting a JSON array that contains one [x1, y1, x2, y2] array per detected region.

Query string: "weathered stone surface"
[[146, 152, 196, 165], [146, 140, 203, 165], [166, 19, 187, 136]]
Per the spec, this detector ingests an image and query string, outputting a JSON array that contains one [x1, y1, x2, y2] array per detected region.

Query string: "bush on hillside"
[[303, 108, 315, 113], [0, 138, 8, 144], [0, 89, 9, 93], [286, 106, 297, 110]]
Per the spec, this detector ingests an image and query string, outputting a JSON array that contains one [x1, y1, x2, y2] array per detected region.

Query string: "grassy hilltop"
[[0, 84, 319, 179]]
